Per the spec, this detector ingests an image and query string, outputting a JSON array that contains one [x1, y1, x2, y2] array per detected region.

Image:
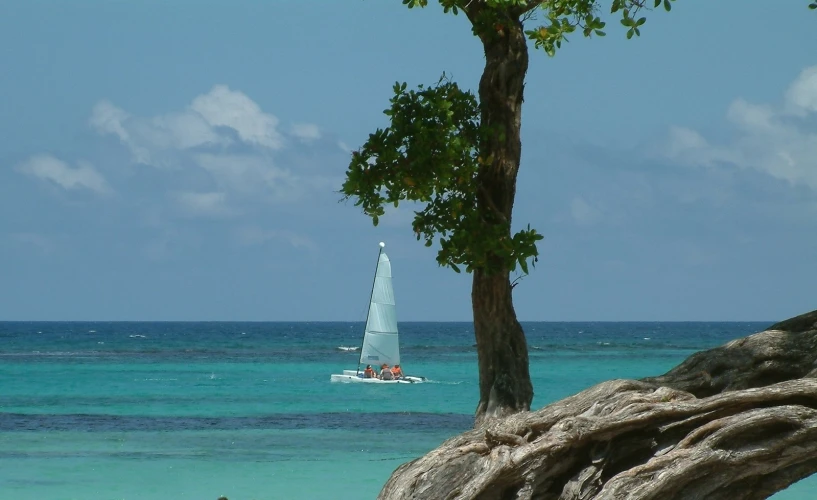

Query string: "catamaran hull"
[[330, 370, 425, 384]]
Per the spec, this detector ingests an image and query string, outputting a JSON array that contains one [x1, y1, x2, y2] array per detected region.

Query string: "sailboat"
[[330, 242, 425, 384]]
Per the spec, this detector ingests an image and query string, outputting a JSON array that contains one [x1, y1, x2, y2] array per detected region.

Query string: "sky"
[[0, 1, 815, 322]]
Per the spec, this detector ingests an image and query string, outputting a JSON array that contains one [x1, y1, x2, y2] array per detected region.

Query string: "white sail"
[[358, 251, 400, 367], [330, 243, 424, 383]]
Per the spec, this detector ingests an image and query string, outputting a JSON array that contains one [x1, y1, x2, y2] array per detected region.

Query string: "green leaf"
[[626, 28, 634, 39], [342, 75, 545, 276], [595, 30, 606, 37], [664, 0, 672, 11], [654, 0, 661, 6]]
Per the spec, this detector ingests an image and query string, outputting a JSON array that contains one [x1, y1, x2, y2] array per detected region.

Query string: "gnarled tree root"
[[379, 310, 817, 500]]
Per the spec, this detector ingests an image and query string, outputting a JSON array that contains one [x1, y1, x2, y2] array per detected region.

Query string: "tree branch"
[[378, 309, 817, 499], [458, 0, 542, 23]]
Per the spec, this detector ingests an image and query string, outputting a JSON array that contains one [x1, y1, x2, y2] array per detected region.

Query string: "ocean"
[[0, 321, 814, 500]]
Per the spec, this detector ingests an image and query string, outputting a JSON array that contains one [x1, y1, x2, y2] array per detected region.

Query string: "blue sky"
[[1, 1, 815, 321]]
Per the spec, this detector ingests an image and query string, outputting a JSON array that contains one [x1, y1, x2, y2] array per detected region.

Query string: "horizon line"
[[0, 319, 778, 324]]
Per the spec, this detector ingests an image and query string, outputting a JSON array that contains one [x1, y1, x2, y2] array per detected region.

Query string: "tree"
[[342, 0, 815, 427], [342, 0, 675, 426], [379, 309, 817, 499]]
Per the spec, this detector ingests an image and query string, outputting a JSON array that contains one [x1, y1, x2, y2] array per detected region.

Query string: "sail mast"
[[356, 242, 385, 374]]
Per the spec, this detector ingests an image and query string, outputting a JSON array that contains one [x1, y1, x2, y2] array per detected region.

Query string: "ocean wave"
[[0, 411, 473, 433], [409, 345, 476, 351], [0, 351, 103, 357]]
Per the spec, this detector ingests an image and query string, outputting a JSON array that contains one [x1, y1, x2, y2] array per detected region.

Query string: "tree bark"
[[472, 270, 533, 426], [469, 8, 533, 427], [378, 309, 817, 500]]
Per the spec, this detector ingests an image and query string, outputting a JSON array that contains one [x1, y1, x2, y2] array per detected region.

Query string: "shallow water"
[[0, 321, 813, 499]]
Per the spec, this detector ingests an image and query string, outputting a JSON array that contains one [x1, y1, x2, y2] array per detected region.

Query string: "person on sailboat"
[[391, 365, 403, 379], [379, 364, 394, 380], [363, 365, 376, 378]]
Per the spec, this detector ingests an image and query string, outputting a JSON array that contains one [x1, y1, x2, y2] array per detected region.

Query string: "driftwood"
[[379, 309, 817, 499]]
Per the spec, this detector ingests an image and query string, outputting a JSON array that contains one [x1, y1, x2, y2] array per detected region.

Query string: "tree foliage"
[[402, 0, 676, 54], [342, 0, 676, 276], [344, 0, 814, 276], [341, 77, 543, 274]]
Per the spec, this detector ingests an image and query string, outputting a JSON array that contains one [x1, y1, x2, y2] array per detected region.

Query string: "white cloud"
[[16, 154, 112, 194], [29, 84, 350, 237], [663, 126, 738, 168], [193, 153, 302, 202], [662, 65, 817, 191], [570, 197, 602, 225], [90, 85, 283, 167], [89, 100, 130, 143], [89, 101, 152, 164], [785, 66, 817, 116], [190, 85, 283, 149], [85, 86, 339, 208], [291, 123, 321, 141], [174, 191, 236, 217], [727, 99, 780, 134], [148, 110, 227, 150]]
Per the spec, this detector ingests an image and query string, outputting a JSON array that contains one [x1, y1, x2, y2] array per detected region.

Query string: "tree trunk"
[[378, 309, 817, 500], [472, 270, 533, 426], [470, 10, 533, 427]]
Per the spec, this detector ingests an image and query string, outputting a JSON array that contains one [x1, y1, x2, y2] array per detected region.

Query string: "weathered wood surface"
[[379, 309, 817, 500]]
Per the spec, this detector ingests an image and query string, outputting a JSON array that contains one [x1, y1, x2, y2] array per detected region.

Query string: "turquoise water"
[[0, 321, 814, 499]]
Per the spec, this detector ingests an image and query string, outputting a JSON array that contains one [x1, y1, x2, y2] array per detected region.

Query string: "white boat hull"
[[330, 370, 425, 384]]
